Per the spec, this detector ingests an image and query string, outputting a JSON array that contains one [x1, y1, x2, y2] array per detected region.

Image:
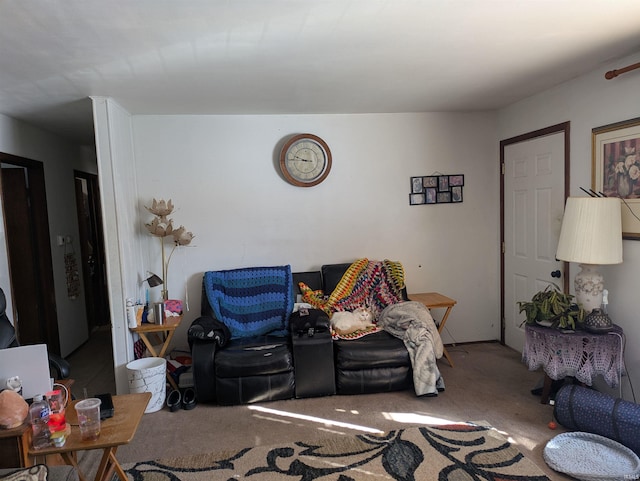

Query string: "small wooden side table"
[[409, 292, 457, 367], [129, 316, 182, 390], [0, 421, 30, 468], [28, 393, 151, 481], [0, 379, 75, 469]]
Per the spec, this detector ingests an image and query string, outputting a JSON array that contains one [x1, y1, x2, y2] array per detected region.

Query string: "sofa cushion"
[[292, 271, 322, 298], [334, 330, 410, 370], [336, 366, 412, 395], [216, 371, 295, 405], [203, 265, 294, 339], [321, 263, 353, 293], [215, 336, 294, 378]]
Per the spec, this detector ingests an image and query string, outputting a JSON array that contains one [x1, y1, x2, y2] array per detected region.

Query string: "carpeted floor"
[[71, 341, 574, 480], [122, 423, 551, 481]]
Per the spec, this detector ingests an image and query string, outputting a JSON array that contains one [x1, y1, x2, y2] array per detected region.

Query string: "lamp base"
[[574, 264, 603, 313]]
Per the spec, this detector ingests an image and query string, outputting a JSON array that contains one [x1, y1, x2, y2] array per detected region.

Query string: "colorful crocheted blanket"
[[299, 258, 405, 320], [203, 265, 294, 339]]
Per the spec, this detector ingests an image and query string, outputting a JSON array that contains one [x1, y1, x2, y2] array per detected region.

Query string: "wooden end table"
[[28, 392, 151, 481], [0, 421, 31, 468], [0, 379, 75, 469], [409, 292, 457, 367], [129, 315, 182, 390]]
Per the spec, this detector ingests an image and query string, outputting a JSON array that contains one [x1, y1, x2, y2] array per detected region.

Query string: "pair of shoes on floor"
[[166, 387, 197, 411]]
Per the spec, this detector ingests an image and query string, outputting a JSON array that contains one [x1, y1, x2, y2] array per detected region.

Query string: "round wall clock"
[[279, 133, 332, 187]]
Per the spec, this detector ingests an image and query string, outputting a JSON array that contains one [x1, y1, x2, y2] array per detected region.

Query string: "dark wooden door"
[[0, 157, 59, 354]]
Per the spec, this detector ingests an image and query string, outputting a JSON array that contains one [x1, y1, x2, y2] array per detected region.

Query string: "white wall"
[[97, 109, 501, 392], [92, 97, 144, 394], [498, 51, 640, 401], [0, 113, 93, 356]]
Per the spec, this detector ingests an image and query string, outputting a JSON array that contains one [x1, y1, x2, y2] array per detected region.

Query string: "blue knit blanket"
[[203, 265, 294, 339]]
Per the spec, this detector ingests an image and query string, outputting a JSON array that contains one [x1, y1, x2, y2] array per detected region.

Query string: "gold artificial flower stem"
[[161, 236, 168, 301]]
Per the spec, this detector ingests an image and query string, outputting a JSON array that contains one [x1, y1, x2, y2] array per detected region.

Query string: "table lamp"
[[555, 197, 622, 313]]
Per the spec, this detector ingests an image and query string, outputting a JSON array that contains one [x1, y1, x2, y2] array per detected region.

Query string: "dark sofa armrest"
[[188, 316, 230, 347], [190, 339, 218, 403], [188, 315, 231, 403], [290, 308, 330, 336]]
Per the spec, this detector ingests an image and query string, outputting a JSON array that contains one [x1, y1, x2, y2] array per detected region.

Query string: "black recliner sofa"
[[189, 262, 413, 405], [297, 263, 412, 395]]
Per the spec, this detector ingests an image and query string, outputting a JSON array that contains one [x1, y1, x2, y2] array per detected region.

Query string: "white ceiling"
[[1, 1, 640, 146]]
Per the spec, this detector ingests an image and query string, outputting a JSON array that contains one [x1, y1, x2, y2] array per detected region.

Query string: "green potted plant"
[[517, 283, 585, 330]]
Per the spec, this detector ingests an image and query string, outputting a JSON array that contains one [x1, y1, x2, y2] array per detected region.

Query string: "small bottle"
[[601, 289, 609, 315], [29, 394, 51, 450], [126, 298, 137, 328]]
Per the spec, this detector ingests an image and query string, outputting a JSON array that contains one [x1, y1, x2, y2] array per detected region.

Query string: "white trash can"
[[126, 358, 166, 413]]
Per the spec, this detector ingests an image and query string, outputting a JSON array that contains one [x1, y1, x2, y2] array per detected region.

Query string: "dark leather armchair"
[[188, 267, 295, 405], [0, 287, 70, 380]]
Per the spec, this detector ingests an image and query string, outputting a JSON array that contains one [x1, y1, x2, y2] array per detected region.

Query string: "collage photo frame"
[[409, 174, 464, 205]]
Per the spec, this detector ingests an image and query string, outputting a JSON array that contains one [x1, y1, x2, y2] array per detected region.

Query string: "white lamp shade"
[[556, 197, 622, 265]]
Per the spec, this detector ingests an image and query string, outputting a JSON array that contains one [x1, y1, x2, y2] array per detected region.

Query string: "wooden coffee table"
[[28, 392, 151, 481]]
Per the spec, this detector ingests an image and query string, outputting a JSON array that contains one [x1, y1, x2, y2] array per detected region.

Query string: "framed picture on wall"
[[592, 116, 640, 239], [449, 175, 464, 186], [451, 186, 463, 203], [409, 173, 465, 205], [425, 188, 437, 204], [436, 191, 451, 203], [438, 175, 450, 192], [409, 193, 425, 205], [423, 176, 438, 188], [411, 177, 424, 194]]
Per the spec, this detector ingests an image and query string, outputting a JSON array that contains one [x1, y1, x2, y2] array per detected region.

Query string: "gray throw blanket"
[[378, 301, 445, 396]]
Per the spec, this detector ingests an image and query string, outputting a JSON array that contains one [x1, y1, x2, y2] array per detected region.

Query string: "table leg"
[[437, 306, 455, 368], [137, 333, 159, 357], [94, 447, 126, 481], [158, 330, 176, 358], [136, 332, 178, 390], [111, 451, 129, 481], [166, 371, 178, 391], [60, 452, 88, 481], [540, 374, 553, 404]]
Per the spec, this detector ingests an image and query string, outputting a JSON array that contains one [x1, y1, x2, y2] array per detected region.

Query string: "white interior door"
[[503, 130, 566, 352]]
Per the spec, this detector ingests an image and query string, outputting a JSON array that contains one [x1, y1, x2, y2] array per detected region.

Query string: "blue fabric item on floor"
[[554, 384, 640, 456], [203, 265, 294, 339]]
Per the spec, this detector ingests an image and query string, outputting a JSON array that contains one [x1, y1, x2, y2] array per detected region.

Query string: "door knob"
[[551, 270, 561, 278]]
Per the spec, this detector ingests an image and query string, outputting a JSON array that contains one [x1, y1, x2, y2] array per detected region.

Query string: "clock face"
[[280, 134, 332, 187]]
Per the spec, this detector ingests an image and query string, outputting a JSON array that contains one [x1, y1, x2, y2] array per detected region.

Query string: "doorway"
[[74, 171, 110, 332], [500, 122, 570, 352], [0, 153, 60, 354]]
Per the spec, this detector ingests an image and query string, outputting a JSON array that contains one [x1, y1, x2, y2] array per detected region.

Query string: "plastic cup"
[[75, 398, 101, 441]]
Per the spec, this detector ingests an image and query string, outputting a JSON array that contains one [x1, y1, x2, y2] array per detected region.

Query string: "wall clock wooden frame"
[[279, 133, 332, 187]]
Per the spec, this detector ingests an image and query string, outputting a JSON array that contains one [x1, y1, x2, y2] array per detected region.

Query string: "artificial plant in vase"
[[145, 198, 194, 301]]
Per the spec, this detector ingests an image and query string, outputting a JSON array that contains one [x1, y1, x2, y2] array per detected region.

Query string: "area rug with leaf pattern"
[[122, 423, 550, 481]]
